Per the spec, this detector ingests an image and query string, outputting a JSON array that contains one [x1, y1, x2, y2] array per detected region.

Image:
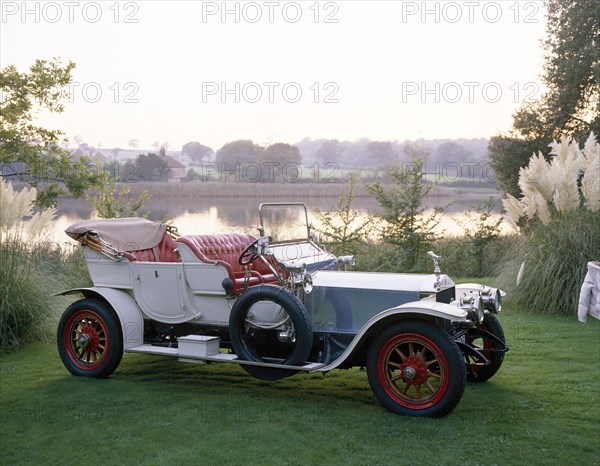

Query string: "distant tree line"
[[173, 137, 493, 184], [176, 137, 490, 170]]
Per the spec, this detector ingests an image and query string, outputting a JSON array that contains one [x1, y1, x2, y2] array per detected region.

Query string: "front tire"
[[466, 313, 506, 382], [57, 298, 123, 378], [366, 320, 466, 417]]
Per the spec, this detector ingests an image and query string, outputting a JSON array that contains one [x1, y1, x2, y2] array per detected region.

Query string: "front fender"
[[53, 287, 144, 349], [316, 300, 468, 372]]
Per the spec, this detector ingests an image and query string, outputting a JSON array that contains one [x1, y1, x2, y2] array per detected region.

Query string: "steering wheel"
[[239, 238, 260, 265]]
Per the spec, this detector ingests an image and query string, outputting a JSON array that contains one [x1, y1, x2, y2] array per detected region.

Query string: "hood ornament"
[[427, 251, 442, 291]]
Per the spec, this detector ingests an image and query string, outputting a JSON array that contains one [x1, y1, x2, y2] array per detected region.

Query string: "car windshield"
[[259, 203, 310, 243]]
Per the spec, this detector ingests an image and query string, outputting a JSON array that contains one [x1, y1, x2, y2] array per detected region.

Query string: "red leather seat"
[[175, 234, 281, 295], [127, 232, 180, 262]]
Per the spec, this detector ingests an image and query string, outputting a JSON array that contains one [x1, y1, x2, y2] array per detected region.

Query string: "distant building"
[[159, 146, 186, 182]]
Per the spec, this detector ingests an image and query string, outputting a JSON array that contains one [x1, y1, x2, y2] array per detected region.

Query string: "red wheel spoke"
[[394, 347, 407, 361], [65, 312, 110, 369], [425, 358, 438, 367], [374, 329, 455, 413]]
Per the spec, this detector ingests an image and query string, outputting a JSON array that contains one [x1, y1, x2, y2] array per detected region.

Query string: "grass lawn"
[[1, 308, 599, 465]]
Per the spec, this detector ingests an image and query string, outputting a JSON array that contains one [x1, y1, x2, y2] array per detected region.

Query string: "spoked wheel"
[[466, 313, 506, 382], [57, 298, 123, 378], [229, 285, 312, 381], [367, 320, 466, 417]]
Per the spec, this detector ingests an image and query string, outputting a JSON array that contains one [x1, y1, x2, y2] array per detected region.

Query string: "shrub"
[[430, 235, 513, 279], [0, 238, 49, 350], [456, 198, 504, 277], [312, 176, 372, 256], [87, 182, 149, 218], [0, 182, 56, 350], [498, 133, 600, 316]]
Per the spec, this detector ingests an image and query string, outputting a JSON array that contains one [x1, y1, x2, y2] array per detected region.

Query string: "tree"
[[77, 142, 96, 157], [261, 142, 301, 164], [488, 137, 544, 197], [111, 147, 123, 160], [127, 139, 139, 149], [260, 142, 301, 181], [135, 153, 171, 181], [541, 0, 599, 139], [367, 141, 397, 166], [183, 168, 199, 182], [0, 59, 106, 208], [181, 141, 214, 165], [316, 139, 344, 165], [366, 158, 444, 271], [435, 141, 473, 165], [216, 140, 262, 165], [488, 0, 600, 197]]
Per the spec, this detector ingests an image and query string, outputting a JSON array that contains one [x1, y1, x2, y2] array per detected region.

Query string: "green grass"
[[1, 308, 599, 465]]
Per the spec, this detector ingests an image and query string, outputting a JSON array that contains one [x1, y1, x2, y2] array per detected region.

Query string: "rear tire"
[[57, 298, 123, 378], [366, 320, 466, 417]]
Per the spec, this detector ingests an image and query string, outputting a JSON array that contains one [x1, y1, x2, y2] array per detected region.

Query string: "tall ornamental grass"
[[499, 133, 600, 316], [0, 182, 55, 350]]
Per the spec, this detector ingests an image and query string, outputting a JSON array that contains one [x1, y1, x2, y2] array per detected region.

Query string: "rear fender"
[[317, 300, 468, 372], [53, 287, 144, 349]]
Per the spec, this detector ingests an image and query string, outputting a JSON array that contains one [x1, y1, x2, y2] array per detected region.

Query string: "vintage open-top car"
[[55, 203, 508, 417]]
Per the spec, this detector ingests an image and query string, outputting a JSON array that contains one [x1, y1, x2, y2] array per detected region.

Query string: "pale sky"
[[1, 0, 547, 151]]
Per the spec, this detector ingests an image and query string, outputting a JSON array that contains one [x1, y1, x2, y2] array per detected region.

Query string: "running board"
[[125, 345, 324, 372]]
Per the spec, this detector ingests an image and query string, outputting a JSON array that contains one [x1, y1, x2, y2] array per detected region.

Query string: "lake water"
[[49, 192, 512, 247]]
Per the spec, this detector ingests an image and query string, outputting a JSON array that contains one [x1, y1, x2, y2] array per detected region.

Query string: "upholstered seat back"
[[130, 233, 180, 262], [176, 234, 256, 272], [175, 234, 281, 295]]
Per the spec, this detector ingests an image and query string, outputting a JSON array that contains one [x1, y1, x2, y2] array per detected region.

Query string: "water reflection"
[[50, 194, 511, 246]]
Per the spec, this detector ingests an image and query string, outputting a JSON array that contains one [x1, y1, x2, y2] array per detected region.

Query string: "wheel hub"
[[403, 366, 416, 380], [400, 356, 428, 384], [78, 325, 99, 352], [77, 333, 90, 348]]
